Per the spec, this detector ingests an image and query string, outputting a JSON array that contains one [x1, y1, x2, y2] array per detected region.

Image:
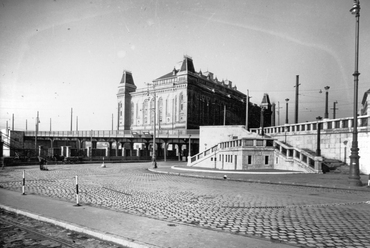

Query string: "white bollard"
[[101, 157, 106, 168], [22, 170, 26, 195], [368, 174, 370, 187], [74, 176, 81, 206]]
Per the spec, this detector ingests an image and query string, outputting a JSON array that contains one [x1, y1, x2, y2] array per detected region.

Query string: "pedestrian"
[[153, 157, 157, 169], [38, 156, 48, 171]]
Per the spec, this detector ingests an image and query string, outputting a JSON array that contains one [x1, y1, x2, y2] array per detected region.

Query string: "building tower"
[[117, 70, 137, 130]]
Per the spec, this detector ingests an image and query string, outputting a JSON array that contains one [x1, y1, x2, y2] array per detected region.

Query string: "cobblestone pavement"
[[1, 163, 370, 248], [0, 208, 125, 248]]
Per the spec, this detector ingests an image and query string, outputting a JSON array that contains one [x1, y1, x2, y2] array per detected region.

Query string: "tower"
[[117, 70, 136, 130]]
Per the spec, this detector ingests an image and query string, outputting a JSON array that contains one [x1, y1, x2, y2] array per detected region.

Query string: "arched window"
[[150, 98, 154, 124]]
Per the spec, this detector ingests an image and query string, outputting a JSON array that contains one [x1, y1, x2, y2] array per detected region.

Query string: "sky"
[[1, 0, 369, 131]]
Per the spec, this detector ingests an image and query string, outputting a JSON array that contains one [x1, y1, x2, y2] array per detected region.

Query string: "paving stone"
[[1, 163, 370, 248]]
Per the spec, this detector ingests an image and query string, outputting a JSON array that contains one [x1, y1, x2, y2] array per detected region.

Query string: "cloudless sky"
[[1, 0, 369, 131]]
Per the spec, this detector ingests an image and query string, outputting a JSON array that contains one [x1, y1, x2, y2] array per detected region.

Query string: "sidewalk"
[[0, 188, 295, 248], [149, 161, 370, 191]]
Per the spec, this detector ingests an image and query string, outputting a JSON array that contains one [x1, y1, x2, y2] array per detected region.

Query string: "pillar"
[[115, 141, 119, 156], [163, 142, 167, 162]]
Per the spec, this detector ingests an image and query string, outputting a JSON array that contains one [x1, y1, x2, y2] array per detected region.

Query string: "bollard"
[[22, 170, 26, 195], [368, 174, 370, 187], [74, 176, 81, 206], [101, 157, 106, 168]]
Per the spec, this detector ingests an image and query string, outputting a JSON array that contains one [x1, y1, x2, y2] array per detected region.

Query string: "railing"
[[250, 115, 369, 135], [23, 129, 200, 138], [274, 140, 321, 173]]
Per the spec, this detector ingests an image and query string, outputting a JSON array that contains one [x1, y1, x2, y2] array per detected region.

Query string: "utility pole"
[[294, 75, 300, 124], [277, 101, 281, 126], [316, 116, 322, 156], [76, 116, 78, 131], [50, 118, 52, 131], [331, 101, 338, 119], [246, 90, 249, 130], [152, 84, 157, 168], [12, 114, 14, 130], [271, 102, 276, 126], [324, 86, 330, 118], [35, 111, 39, 156], [70, 108, 73, 131], [285, 99, 289, 124]]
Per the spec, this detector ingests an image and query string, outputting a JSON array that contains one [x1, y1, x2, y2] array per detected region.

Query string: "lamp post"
[[324, 86, 330, 118], [348, 0, 362, 186], [147, 83, 157, 169], [285, 98, 289, 124], [316, 116, 322, 156]]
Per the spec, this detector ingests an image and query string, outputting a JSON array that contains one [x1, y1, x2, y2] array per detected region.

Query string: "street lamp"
[[316, 116, 322, 156], [147, 83, 157, 169], [324, 86, 330, 118], [348, 0, 362, 186], [285, 98, 289, 124]]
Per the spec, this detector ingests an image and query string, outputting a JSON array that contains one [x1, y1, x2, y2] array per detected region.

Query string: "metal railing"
[[23, 129, 200, 138]]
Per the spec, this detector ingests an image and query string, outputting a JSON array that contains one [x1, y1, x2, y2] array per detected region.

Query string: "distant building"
[[117, 55, 271, 132]]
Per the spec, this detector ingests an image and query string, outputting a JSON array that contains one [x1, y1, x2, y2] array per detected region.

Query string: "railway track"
[[1, 217, 82, 247], [0, 209, 124, 248]]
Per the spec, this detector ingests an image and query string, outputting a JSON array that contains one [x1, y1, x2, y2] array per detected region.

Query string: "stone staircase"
[[322, 158, 349, 174]]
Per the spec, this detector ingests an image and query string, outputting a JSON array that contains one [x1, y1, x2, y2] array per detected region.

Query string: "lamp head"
[[350, 0, 360, 15]]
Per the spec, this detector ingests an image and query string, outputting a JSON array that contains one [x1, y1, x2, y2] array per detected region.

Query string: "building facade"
[[117, 55, 271, 132]]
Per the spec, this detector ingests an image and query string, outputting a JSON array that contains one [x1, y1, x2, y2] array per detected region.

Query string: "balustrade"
[[250, 115, 369, 135]]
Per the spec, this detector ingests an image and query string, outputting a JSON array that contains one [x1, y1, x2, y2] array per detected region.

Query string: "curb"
[[147, 168, 370, 192], [0, 203, 152, 248]]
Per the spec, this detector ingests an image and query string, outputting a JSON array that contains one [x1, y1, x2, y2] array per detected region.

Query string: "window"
[[175, 96, 177, 121], [180, 93, 184, 111], [158, 97, 163, 123], [136, 103, 138, 122], [150, 98, 154, 124], [248, 155, 252, 164], [265, 156, 269, 165], [143, 100, 148, 124]]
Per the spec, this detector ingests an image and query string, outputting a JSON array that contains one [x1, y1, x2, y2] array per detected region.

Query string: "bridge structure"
[[3, 129, 199, 162]]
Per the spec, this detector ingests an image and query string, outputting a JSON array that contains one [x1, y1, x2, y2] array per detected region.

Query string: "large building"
[[117, 55, 271, 132]]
